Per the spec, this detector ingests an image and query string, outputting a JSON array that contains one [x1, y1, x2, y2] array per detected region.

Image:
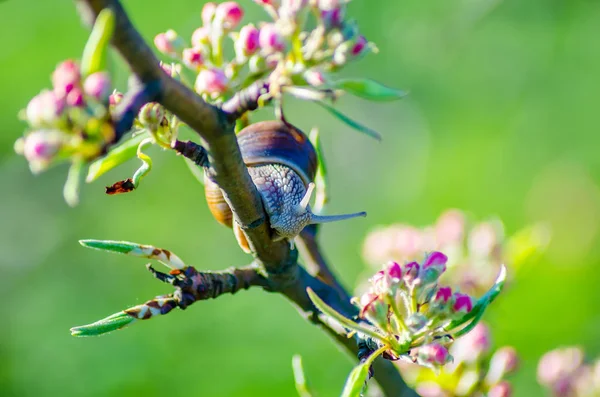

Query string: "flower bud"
[[452, 293, 473, 314], [195, 68, 229, 95], [109, 91, 123, 106], [421, 251, 448, 284], [182, 47, 204, 69], [369, 270, 386, 294], [537, 347, 584, 386], [138, 102, 166, 130], [154, 30, 183, 56], [52, 60, 81, 98], [417, 343, 452, 366], [304, 69, 326, 87], [26, 90, 65, 127], [351, 35, 368, 56], [23, 130, 62, 169], [202, 2, 217, 26], [259, 23, 286, 54], [236, 24, 260, 58], [318, 0, 340, 11], [432, 286, 452, 308], [83, 72, 111, 102], [321, 8, 344, 30], [486, 346, 519, 385], [358, 292, 388, 329], [488, 381, 512, 397], [66, 87, 85, 107], [386, 261, 403, 281], [215, 2, 244, 30], [403, 261, 420, 285]]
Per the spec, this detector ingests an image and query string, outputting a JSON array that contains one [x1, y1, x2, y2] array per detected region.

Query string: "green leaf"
[[63, 160, 84, 207], [332, 79, 408, 102], [445, 265, 507, 334], [86, 133, 147, 182], [292, 355, 313, 397], [79, 239, 186, 269], [70, 311, 136, 337], [316, 101, 381, 141], [306, 288, 385, 343], [340, 362, 370, 397], [81, 8, 116, 76]]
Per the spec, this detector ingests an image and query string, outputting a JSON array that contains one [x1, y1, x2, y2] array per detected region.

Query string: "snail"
[[205, 120, 366, 252]]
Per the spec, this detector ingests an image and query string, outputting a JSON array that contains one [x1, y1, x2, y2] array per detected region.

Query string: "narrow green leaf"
[[306, 288, 385, 343], [86, 133, 147, 182], [332, 78, 408, 102], [70, 311, 136, 337], [81, 8, 116, 76], [316, 101, 381, 141], [292, 355, 313, 397], [340, 363, 370, 397], [445, 265, 507, 333], [79, 239, 186, 269], [63, 160, 84, 207]]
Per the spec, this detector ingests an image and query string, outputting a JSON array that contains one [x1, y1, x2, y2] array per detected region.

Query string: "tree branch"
[[73, 1, 417, 395]]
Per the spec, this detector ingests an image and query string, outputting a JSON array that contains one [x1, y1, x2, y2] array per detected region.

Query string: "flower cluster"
[[154, 0, 373, 102], [538, 347, 600, 397], [14, 60, 114, 174], [349, 251, 504, 369], [362, 209, 549, 296], [398, 323, 519, 397]]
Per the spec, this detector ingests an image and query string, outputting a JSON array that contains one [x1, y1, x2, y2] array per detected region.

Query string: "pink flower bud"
[[321, 8, 344, 29], [403, 261, 419, 284], [304, 69, 326, 87], [26, 90, 65, 127], [202, 2, 217, 26], [417, 343, 451, 366], [83, 72, 111, 102], [434, 287, 452, 304], [452, 323, 491, 363], [237, 24, 260, 56], [538, 347, 584, 386], [22, 130, 62, 165], [259, 23, 285, 54], [66, 87, 85, 107], [109, 91, 123, 106], [452, 293, 473, 314], [52, 60, 81, 98], [369, 271, 385, 294], [358, 292, 388, 328], [490, 347, 519, 376], [215, 2, 244, 30], [192, 27, 210, 46], [195, 68, 229, 95], [351, 35, 368, 56], [423, 251, 448, 271], [182, 47, 204, 69], [386, 261, 402, 281], [154, 30, 182, 55], [488, 381, 512, 397]]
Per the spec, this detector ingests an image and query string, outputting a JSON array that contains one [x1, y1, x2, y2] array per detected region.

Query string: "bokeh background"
[[2, 0, 600, 396]]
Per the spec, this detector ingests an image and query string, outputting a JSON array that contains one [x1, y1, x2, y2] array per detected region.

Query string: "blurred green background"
[[2, 0, 600, 396]]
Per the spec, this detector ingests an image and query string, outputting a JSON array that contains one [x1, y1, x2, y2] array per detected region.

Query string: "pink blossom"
[[488, 381, 512, 397], [195, 68, 229, 95], [434, 287, 452, 304], [351, 35, 368, 56], [423, 251, 448, 271], [191, 27, 210, 46], [237, 24, 260, 56], [109, 91, 123, 106], [304, 69, 326, 87], [182, 47, 204, 69], [66, 87, 85, 107], [52, 59, 80, 98], [403, 261, 419, 284], [26, 90, 65, 127], [452, 293, 473, 314], [154, 33, 175, 55], [321, 8, 344, 29], [215, 2, 244, 30], [259, 23, 285, 54], [386, 261, 402, 280], [22, 130, 62, 164], [83, 72, 111, 102], [417, 343, 451, 366], [452, 323, 491, 363]]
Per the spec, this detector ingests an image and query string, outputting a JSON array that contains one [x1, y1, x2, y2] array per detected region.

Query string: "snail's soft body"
[[205, 120, 365, 252]]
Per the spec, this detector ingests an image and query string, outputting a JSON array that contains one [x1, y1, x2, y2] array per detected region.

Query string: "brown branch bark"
[[73, 1, 417, 396]]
